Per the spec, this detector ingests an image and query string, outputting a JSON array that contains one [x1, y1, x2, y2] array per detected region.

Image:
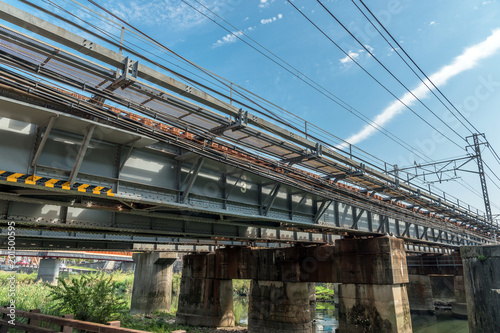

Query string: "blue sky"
[[4, 0, 500, 217]]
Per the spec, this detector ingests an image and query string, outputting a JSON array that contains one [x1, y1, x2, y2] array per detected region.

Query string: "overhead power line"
[[351, 0, 500, 210], [22, 0, 496, 218], [351, 0, 477, 135], [357, 0, 483, 136], [310, 0, 466, 150]]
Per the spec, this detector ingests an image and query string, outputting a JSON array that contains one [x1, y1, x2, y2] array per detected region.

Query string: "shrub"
[[48, 273, 127, 323]]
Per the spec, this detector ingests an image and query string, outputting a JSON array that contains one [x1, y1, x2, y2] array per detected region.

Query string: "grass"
[[0, 271, 54, 313], [68, 265, 98, 271], [120, 312, 206, 333]]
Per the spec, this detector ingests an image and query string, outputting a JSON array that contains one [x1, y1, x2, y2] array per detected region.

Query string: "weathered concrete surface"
[[130, 252, 177, 314], [337, 237, 408, 285], [461, 244, 500, 332], [429, 274, 455, 306], [120, 261, 135, 272], [336, 237, 412, 333], [176, 253, 234, 327], [454, 275, 466, 303], [451, 302, 468, 319], [248, 280, 312, 333], [308, 283, 317, 323], [407, 275, 435, 314], [37, 258, 60, 285], [333, 283, 340, 306], [215, 245, 340, 283], [176, 277, 234, 327], [337, 284, 412, 333], [178, 237, 412, 332]]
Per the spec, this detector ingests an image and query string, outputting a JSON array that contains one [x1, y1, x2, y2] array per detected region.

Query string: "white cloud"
[[339, 46, 374, 65], [259, 0, 275, 8], [339, 29, 500, 147], [213, 30, 244, 48], [260, 14, 283, 25], [339, 51, 360, 64], [103, 0, 226, 30], [429, 21, 436, 26], [212, 26, 256, 48]]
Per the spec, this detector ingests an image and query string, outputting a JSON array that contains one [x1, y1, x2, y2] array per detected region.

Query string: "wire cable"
[[358, 0, 482, 135], [313, 0, 466, 148]]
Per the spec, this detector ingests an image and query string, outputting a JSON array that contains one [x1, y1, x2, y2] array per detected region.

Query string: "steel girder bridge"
[[0, 2, 497, 254]]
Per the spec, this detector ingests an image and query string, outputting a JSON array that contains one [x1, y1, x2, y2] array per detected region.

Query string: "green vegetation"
[[0, 271, 54, 314], [478, 254, 488, 262], [68, 265, 98, 271], [48, 273, 128, 323], [1, 270, 336, 332], [315, 284, 335, 301], [233, 279, 251, 296]]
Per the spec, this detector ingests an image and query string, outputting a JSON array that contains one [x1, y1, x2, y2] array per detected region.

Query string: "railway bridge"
[[0, 3, 499, 333]]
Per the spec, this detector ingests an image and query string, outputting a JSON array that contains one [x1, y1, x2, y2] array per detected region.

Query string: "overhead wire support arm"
[[466, 133, 493, 223]]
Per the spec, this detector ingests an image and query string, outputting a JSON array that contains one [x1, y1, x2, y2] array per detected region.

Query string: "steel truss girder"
[[0, 22, 492, 244], [31, 114, 58, 170], [68, 124, 95, 186], [0, 2, 492, 230], [0, 228, 453, 254], [0, 28, 495, 239], [180, 157, 204, 204], [0, 179, 481, 249], [0, 109, 489, 248]]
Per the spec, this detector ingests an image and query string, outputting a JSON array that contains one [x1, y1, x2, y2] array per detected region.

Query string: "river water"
[[234, 297, 469, 332]]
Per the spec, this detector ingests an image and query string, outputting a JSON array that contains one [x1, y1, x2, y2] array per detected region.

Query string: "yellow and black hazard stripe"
[[0, 170, 114, 196]]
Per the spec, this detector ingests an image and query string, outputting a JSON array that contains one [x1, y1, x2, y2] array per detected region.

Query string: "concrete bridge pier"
[[176, 253, 235, 327], [336, 237, 413, 333], [130, 252, 177, 314], [461, 244, 500, 332], [248, 281, 312, 333], [407, 275, 435, 314], [37, 258, 60, 285], [120, 261, 135, 272]]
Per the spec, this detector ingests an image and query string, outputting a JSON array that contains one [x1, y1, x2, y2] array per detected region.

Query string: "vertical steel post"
[[471, 133, 493, 224]]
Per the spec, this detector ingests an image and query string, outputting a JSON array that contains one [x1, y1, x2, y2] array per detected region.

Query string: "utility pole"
[[467, 133, 493, 224]]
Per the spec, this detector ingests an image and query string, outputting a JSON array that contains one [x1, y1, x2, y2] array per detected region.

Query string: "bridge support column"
[[176, 253, 234, 327], [130, 252, 177, 314], [37, 258, 60, 285], [407, 275, 435, 314], [308, 282, 317, 323], [451, 275, 467, 318], [120, 261, 135, 272], [248, 280, 312, 333], [337, 236, 412, 333], [461, 245, 500, 332]]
